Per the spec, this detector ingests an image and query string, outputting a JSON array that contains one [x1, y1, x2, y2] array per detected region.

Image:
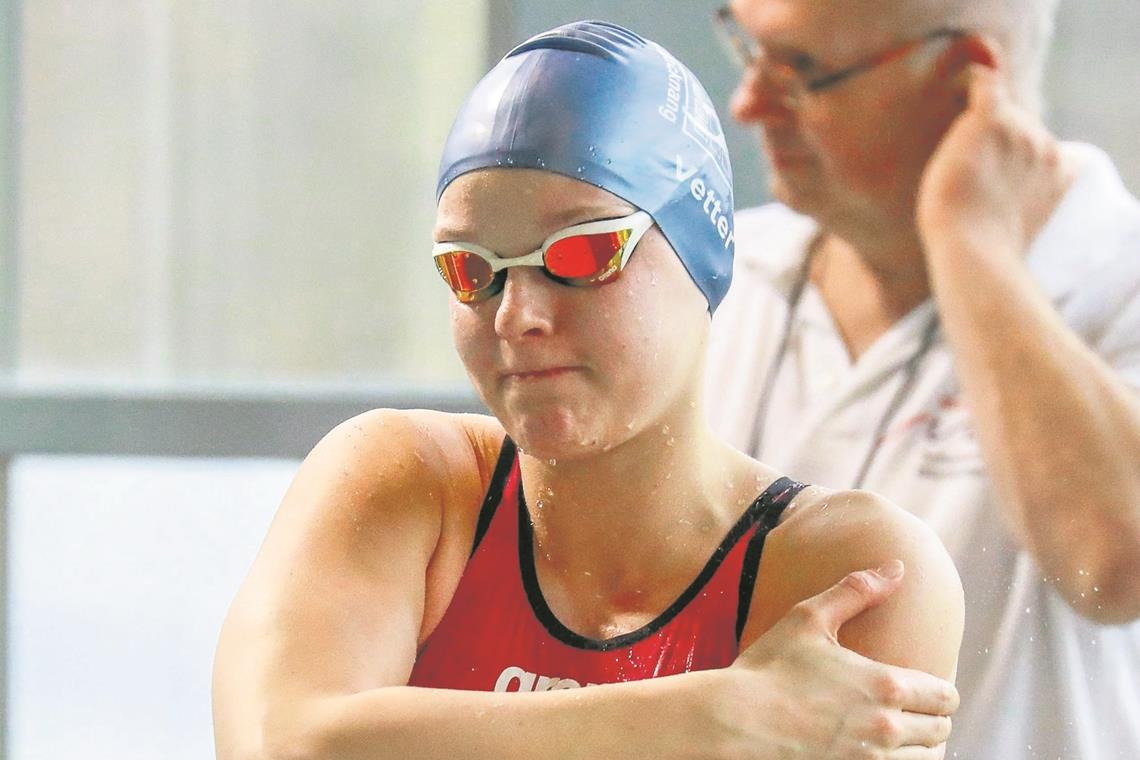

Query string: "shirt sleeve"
[[1071, 251, 1140, 394]]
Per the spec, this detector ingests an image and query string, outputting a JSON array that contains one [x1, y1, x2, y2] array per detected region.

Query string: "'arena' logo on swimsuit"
[[494, 665, 600, 692]]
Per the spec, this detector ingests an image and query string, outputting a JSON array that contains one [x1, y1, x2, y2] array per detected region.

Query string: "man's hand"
[[916, 64, 1074, 262], [725, 562, 958, 759]]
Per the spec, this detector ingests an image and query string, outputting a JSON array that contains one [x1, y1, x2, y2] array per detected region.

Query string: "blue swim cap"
[[436, 20, 735, 313]]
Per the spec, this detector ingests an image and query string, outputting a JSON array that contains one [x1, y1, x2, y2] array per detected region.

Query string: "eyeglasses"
[[432, 210, 655, 304], [713, 5, 963, 106]]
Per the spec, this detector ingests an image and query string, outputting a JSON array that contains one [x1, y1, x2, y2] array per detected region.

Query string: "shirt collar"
[[732, 203, 819, 301]]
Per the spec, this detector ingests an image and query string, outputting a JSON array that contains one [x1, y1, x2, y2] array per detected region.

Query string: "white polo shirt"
[[706, 143, 1140, 759]]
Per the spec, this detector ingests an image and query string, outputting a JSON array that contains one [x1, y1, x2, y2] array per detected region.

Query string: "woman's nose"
[[493, 268, 557, 341]]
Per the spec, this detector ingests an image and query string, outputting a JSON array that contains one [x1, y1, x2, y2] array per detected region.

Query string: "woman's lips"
[[503, 366, 580, 382]]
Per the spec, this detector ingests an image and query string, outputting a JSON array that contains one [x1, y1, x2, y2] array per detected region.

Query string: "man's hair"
[[917, 0, 1061, 114]]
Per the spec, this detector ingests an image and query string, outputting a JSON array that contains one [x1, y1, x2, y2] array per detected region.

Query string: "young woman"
[[214, 21, 963, 760]]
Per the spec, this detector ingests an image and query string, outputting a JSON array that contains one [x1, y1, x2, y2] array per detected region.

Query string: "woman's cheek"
[[450, 306, 493, 383]]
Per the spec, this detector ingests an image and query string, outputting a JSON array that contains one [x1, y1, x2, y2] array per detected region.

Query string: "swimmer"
[[213, 20, 963, 759]]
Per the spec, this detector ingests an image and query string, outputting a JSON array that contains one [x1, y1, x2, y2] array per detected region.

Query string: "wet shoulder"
[[739, 484, 963, 657], [295, 408, 506, 532]]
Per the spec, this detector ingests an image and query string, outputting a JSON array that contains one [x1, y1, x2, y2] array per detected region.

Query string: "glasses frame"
[[432, 210, 655, 302], [713, 6, 964, 105]]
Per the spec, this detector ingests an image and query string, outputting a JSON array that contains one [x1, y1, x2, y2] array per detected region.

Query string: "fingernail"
[[876, 560, 904, 579]]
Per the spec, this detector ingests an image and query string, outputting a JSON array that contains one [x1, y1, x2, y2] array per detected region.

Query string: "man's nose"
[[729, 65, 795, 124]]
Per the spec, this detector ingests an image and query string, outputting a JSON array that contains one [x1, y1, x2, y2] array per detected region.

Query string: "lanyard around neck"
[[747, 243, 940, 490]]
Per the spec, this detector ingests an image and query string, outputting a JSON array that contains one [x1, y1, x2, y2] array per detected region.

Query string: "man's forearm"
[[926, 240, 1140, 623]]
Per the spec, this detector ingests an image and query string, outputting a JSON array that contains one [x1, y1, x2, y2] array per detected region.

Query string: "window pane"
[[8, 455, 297, 760], [1046, 0, 1140, 193], [16, 1, 486, 387]]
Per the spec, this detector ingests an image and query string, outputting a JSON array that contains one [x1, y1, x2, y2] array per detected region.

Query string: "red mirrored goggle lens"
[[434, 250, 502, 303], [545, 229, 631, 284]]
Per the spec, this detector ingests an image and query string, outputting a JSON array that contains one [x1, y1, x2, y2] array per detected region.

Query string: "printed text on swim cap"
[[658, 55, 684, 123], [675, 155, 733, 250]]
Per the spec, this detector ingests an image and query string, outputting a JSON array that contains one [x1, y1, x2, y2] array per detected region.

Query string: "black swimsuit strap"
[[735, 477, 809, 643], [469, 436, 518, 557]]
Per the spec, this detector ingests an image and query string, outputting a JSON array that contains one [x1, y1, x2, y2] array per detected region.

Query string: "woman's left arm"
[[743, 489, 965, 681]]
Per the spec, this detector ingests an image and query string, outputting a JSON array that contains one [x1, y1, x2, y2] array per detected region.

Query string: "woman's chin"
[[504, 414, 615, 464]]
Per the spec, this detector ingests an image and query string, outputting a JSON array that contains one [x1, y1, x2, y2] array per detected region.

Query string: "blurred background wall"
[[1, 1, 1137, 758]]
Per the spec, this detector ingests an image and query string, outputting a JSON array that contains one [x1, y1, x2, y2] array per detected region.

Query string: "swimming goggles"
[[432, 210, 654, 303]]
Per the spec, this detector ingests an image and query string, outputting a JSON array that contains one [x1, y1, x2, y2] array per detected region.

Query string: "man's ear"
[[926, 34, 1001, 113], [933, 34, 1001, 91]]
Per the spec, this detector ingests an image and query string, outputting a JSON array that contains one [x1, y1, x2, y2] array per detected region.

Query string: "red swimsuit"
[[408, 438, 805, 692]]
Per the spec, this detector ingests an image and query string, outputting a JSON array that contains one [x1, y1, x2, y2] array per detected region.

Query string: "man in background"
[[706, 0, 1140, 757]]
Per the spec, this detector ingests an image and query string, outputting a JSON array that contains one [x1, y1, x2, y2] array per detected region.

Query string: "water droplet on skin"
[[536, 499, 547, 510], [661, 424, 670, 435], [650, 272, 658, 286], [666, 437, 675, 446], [548, 458, 557, 466]]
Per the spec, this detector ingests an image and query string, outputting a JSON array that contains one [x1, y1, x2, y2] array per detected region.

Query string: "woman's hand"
[[720, 562, 958, 759]]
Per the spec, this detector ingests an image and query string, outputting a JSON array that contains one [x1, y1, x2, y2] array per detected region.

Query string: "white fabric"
[[706, 142, 1140, 759]]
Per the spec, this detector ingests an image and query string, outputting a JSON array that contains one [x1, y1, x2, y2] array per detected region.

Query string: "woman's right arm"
[[211, 408, 710, 760], [212, 409, 957, 760]]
